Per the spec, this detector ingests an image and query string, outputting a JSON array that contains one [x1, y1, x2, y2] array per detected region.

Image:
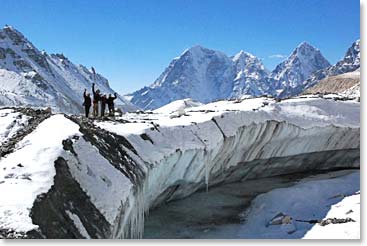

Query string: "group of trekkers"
[[83, 83, 117, 118]]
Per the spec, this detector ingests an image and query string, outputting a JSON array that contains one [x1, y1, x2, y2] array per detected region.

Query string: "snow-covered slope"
[[269, 42, 330, 98], [153, 98, 203, 114], [128, 42, 331, 109], [0, 96, 359, 239], [304, 190, 360, 239], [301, 40, 360, 92], [0, 25, 137, 113]]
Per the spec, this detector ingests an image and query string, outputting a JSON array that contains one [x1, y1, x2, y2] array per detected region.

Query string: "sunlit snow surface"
[[99, 96, 359, 135], [0, 115, 80, 231], [303, 192, 360, 239], [235, 171, 359, 239]]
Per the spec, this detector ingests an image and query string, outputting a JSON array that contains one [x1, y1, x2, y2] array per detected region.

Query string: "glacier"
[[0, 96, 360, 239]]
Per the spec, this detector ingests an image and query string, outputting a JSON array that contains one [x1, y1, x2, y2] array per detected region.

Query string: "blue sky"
[[0, 0, 360, 94]]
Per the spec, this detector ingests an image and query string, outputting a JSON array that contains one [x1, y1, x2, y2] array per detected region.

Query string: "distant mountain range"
[[128, 40, 360, 110], [0, 26, 360, 113], [0, 25, 137, 113]]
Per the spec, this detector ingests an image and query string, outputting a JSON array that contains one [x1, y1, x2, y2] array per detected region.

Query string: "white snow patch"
[[153, 98, 203, 114], [303, 193, 360, 239], [234, 171, 360, 239], [62, 137, 133, 225], [65, 210, 91, 239], [262, 98, 360, 128], [0, 115, 80, 231]]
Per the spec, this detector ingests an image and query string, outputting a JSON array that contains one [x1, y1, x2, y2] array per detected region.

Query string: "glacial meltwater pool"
[[143, 169, 359, 239]]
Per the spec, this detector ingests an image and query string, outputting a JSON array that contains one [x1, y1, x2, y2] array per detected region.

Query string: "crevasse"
[[110, 120, 359, 239]]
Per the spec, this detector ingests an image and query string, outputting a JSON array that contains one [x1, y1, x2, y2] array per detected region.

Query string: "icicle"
[[124, 185, 145, 239], [113, 181, 146, 239], [204, 148, 212, 192]]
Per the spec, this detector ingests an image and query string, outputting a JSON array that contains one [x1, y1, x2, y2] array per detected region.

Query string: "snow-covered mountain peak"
[[1, 25, 34, 49], [295, 41, 317, 51], [290, 41, 324, 61], [232, 50, 257, 62], [230, 50, 270, 98], [179, 45, 206, 58], [344, 39, 360, 66], [269, 41, 330, 97], [181, 45, 228, 62], [186, 44, 206, 52], [231, 50, 268, 81]]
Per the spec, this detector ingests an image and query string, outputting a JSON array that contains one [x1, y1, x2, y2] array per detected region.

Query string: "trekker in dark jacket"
[[92, 83, 101, 117], [107, 93, 117, 116], [83, 89, 92, 118], [101, 94, 107, 117]]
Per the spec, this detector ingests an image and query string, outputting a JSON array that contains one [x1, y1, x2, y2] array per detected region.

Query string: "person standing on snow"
[[83, 89, 92, 118], [92, 83, 101, 117], [107, 93, 118, 116], [101, 94, 107, 117]]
